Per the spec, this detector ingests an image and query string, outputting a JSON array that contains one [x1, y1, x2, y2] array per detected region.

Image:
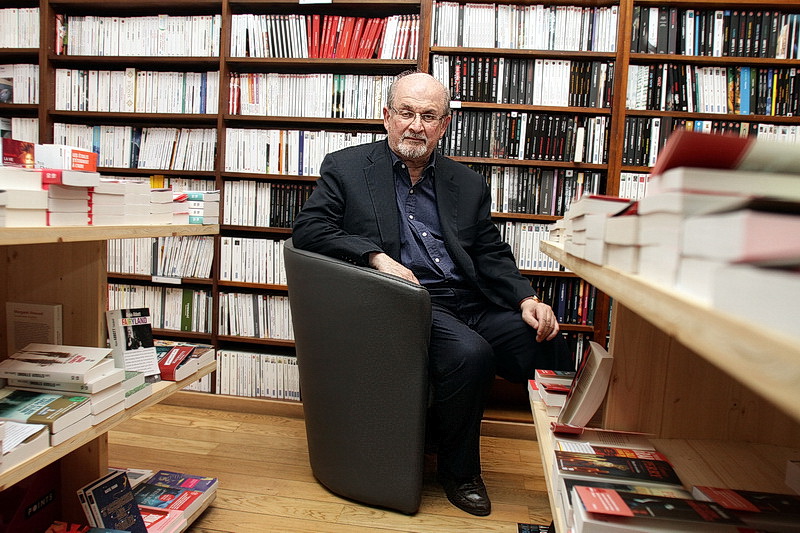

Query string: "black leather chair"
[[283, 238, 432, 514]]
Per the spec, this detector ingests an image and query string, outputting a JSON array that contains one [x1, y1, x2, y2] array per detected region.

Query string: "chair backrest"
[[283, 238, 431, 514]]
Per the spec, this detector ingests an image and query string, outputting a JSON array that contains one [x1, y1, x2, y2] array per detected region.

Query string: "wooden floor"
[[108, 402, 554, 533]]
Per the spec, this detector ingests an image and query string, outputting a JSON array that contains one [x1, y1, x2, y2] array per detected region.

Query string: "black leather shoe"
[[439, 475, 491, 516]]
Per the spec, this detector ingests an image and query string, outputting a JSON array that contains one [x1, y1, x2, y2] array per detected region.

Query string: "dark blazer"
[[292, 140, 536, 310]]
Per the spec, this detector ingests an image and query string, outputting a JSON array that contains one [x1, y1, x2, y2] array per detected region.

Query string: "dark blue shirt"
[[391, 150, 465, 287]]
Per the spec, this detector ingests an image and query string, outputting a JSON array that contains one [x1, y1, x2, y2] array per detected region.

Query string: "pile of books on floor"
[[550, 428, 800, 532], [75, 468, 218, 532], [557, 130, 800, 341]]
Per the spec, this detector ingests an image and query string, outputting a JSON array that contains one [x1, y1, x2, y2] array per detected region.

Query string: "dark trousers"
[[426, 287, 572, 481]]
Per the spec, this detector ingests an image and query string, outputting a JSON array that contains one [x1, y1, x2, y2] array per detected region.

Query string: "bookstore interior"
[[1, 0, 800, 531]]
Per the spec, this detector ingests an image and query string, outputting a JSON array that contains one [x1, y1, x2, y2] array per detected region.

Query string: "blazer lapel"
[[434, 158, 460, 244], [363, 142, 401, 258]]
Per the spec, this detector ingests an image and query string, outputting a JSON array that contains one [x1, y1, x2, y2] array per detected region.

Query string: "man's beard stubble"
[[395, 134, 430, 160]]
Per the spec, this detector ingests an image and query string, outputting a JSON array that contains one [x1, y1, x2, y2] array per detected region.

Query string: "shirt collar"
[[388, 147, 437, 178]]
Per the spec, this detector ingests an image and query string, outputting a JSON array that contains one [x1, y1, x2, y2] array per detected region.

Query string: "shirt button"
[[422, 232, 428, 237], [409, 215, 414, 220], [434, 258, 440, 263], [409, 189, 414, 194]]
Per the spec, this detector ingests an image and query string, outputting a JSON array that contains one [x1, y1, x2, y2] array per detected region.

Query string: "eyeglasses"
[[390, 107, 446, 125]]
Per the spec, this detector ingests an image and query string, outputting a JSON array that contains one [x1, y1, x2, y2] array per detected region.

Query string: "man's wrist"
[[519, 295, 540, 307]]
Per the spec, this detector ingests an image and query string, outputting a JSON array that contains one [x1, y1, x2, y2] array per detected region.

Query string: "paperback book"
[[572, 485, 752, 532], [554, 449, 684, 487], [692, 485, 800, 533], [105, 308, 160, 379], [5, 302, 63, 354], [0, 388, 91, 433], [555, 341, 613, 429], [78, 470, 147, 532], [0, 343, 114, 384]]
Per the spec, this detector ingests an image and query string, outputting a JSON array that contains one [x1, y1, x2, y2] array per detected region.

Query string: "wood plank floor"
[[108, 403, 554, 532]]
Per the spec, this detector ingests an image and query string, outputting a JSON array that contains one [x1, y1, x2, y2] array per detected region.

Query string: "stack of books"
[[122, 371, 153, 409], [180, 189, 219, 225], [154, 340, 216, 382], [134, 469, 218, 529], [559, 194, 634, 265], [0, 139, 101, 227], [0, 419, 49, 473], [0, 343, 122, 445], [91, 177, 151, 226], [598, 131, 800, 340]]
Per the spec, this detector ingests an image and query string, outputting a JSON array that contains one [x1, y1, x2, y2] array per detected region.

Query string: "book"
[[123, 382, 153, 409], [528, 380, 562, 416], [0, 421, 49, 474], [648, 166, 800, 202], [155, 344, 196, 381], [565, 194, 634, 219], [534, 368, 576, 387], [0, 343, 113, 384], [132, 482, 208, 517], [572, 485, 752, 532], [137, 505, 186, 533], [555, 341, 613, 429], [44, 520, 128, 532], [107, 466, 155, 488], [682, 208, 800, 266], [692, 485, 800, 532], [147, 470, 218, 493], [8, 367, 126, 394], [0, 462, 61, 532], [651, 129, 800, 177], [78, 470, 147, 533], [712, 264, 800, 340], [0, 388, 91, 433], [105, 308, 160, 379], [554, 428, 656, 455], [5, 302, 63, 354], [2, 138, 36, 168], [554, 450, 684, 487]]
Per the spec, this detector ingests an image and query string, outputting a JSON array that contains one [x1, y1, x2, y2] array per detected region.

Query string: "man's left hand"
[[521, 298, 560, 342]]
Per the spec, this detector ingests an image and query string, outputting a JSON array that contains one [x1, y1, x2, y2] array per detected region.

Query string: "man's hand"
[[368, 252, 420, 284], [521, 298, 560, 342]]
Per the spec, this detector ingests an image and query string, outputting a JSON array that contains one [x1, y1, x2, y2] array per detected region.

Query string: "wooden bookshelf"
[[0, 224, 218, 525], [535, 240, 800, 530]]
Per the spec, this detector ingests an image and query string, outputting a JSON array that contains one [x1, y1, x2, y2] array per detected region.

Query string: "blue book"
[[81, 471, 147, 533], [147, 470, 218, 493], [739, 67, 751, 115]]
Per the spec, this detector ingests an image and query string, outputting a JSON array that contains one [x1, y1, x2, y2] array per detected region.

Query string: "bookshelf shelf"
[[452, 101, 613, 115], [431, 46, 618, 60], [535, 240, 800, 531], [0, 224, 219, 524], [0, 361, 216, 492], [541, 240, 800, 424]]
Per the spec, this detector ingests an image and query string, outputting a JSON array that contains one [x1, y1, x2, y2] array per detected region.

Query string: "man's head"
[[384, 71, 452, 164]]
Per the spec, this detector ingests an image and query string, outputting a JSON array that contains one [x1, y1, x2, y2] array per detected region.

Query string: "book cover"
[[573, 486, 748, 531], [82, 470, 147, 533], [555, 450, 683, 486], [5, 302, 63, 355], [0, 421, 49, 474], [132, 483, 206, 515], [0, 388, 91, 433], [155, 345, 196, 381], [556, 341, 613, 429], [105, 308, 160, 378], [147, 470, 218, 493], [0, 343, 113, 384], [692, 485, 800, 532], [137, 505, 186, 533]]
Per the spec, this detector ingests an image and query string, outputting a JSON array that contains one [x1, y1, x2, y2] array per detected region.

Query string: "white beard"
[[396, 135, 429, 160]]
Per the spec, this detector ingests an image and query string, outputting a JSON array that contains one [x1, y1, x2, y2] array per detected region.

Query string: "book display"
[[0, 225, 217, 526], [4, 0, 800, 510]]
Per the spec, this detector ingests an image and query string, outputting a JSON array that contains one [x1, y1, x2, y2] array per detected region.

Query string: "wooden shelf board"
[[0, 225, 219, 246], [541, 240, 800, 424], [0, 361, 216, 491]]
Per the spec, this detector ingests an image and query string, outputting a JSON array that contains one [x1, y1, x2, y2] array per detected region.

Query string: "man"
[[292, 70, 572, 516]]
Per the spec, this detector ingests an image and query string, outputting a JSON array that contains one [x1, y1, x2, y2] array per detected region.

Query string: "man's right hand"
[[368, 252, 420, 284]]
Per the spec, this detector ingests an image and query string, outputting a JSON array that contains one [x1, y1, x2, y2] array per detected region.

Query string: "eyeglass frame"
[[388, 106, 448, 126]]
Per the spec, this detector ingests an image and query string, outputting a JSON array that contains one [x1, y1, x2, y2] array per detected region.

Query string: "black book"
[[759, 11, 771, 57], [744, 11, 754, 57], [752, 11, 762, 58], [490, 56, 499, 103], [767, 12, 779, 58], [721, 10, 731, 56], [631, 6, 642, 53], [729, 11, 740, 56], [667, 7, 678, 54], [588, 62, 600, 108], [737, 11, 747, 56], [476, 56, 486, 103], [524, 59, 535, 105], [508, 58, 520, 105]]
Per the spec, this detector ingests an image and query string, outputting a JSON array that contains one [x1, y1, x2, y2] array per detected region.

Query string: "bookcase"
[[5, 0, 800, 425], [533, 240, 800, 531], [0, 224, 218, 525]]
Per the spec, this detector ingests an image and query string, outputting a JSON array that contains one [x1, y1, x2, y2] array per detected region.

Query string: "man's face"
[[383, 75, 452, 163]]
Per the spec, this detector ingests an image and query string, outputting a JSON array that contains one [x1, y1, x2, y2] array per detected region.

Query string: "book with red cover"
[[309, 14, 321, 58], [651, 129, 800, 177], [334, 17, 356, 58], [2, 138, 35, 168], [692, 486, 800, 532], [155, 344, 195, 381], [347, 17, 367, 59], [554, 450, 684, 486], [573, 485, 750, 531]]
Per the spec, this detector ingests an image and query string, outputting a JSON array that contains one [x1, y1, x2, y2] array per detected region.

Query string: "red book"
[[40, 168, 101, 187], [310, 14, 321, 58], [156, 344, 195, 381], [356, 18, 376, 59], [335, 17, 356, 58], [346, 17, 366, 59], [371, 18, 388, 59], [2, 138, 35, 168], [330, 16, 346, 58]]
